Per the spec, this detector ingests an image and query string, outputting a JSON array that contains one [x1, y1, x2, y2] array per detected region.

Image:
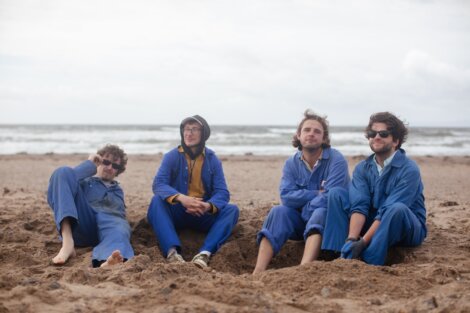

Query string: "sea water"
[[0, 124, 469, 156]]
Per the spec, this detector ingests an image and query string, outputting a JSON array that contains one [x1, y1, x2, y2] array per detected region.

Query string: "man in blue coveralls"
[[322, 112, 427, 265], [47, 144, 134, 267], [147, 115, 239, 268], [252, 110, 350, 274]]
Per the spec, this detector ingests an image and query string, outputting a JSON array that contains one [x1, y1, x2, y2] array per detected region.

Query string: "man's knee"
[[383, 202, 409, 221], [48, 167, 78, 207], [221, 203, 240, 219], [50, 166, 75, 183], [269, 205, 292, 219], [328, 187, 349, 206], [147, 195, 168, 218], [150, 194, 165, 206]]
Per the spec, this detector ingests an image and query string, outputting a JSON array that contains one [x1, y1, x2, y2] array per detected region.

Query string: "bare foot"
[[52, 245, 76, 265], [100, 250, 124, 268], [52, 218, 76, 265]]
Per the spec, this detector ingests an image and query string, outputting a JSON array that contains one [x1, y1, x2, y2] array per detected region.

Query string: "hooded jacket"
[[153, 115, 230, 211], [152, 147, 230, 211]]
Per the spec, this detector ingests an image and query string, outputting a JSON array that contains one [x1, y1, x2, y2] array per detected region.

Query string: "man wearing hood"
[[147, 115, 239, 268]]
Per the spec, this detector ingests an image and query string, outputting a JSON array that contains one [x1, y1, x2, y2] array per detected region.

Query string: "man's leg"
[[301, 233, 322, 264], [300, 205, 327, 264], [147, 195, 185, 257], [362, 203, 426, 265], [52, 218, 75, 265], [92, 212, 134, 267], [100, 250, 124, 268], [47, 167, 97, 265], [193, 203, 239, 254], [253, 205, 304, 274], [253, 237, 274, 274], [321, 187, 350, 252]]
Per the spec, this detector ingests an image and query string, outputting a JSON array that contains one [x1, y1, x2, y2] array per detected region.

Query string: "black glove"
[[341, 237, 366, 259]]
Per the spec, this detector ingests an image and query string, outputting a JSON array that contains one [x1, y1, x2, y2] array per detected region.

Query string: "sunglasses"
[[367, 130, 391, 139], [102, 159, 123, 170]]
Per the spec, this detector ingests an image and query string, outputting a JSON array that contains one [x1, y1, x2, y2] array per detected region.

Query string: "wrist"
[[346, 236, 361, 242], [175, 194, 185, 203], [362, 236, 371, 245]]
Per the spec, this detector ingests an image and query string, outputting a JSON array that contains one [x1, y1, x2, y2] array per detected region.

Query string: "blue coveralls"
[[47, 160, 134, 265], [147, 147, 239, 256], [322, 149, 427, 265], [257, 148, 350, 255]]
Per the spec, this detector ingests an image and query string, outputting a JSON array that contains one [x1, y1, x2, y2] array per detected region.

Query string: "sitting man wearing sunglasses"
[[47, 144, 134, 267], [322, 112, 427, 265]]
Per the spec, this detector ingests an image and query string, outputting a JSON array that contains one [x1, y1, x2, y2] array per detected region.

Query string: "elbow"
[[152, 181, 163, 195]]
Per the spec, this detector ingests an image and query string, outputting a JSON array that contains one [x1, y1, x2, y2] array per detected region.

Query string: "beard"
[[302, 143, 323, 153], [370, 141, 394, 157]]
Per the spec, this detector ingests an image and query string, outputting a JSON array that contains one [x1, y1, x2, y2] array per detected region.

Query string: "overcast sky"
[[1, 0, 469, 126]]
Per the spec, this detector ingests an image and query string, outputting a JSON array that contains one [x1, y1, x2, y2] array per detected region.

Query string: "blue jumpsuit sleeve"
[[375, 164, 422, 221], [349, 162, 372, 217], [307, 153, 350, 209], [152, 151, 181, 199], [73, 160, 97, 181], [280, 159, 316, 208], [206, 156, 230, 209]]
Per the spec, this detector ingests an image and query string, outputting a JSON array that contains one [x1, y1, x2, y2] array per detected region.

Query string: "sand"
[[0, 153, 469, 313]]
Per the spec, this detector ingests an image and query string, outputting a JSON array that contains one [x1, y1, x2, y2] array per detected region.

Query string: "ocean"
[[1, 124, 469, 156]]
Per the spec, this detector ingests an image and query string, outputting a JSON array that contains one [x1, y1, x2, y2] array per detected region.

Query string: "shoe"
[[167, 250, 185, 263], [191, 253, 210, 268]]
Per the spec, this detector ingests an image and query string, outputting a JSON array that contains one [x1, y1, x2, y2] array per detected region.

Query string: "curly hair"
[[97, 144, 128, 176], [292, 109, 331, 150], [365, 112, 408, 149]]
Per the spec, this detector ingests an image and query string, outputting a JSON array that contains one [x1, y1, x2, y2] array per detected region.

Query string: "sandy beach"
[[0, 153, 469, 313]]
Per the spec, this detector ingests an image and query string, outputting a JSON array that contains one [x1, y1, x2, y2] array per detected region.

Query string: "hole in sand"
[[130, 217, 411, 274]]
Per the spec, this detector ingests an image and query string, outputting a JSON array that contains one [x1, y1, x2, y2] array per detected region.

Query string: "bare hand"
[[88, 154, 102, 167], [177, 195, 211, 217]]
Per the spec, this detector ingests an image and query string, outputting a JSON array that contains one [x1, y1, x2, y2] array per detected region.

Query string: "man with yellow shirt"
[[147, 115, 239, 268]]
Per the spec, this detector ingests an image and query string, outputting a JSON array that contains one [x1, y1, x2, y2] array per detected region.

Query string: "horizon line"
[[0, 122, 469, 128]]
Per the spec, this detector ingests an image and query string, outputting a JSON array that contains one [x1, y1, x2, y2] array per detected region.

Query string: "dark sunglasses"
[[102, 159, 123, 170], [367, 130, 391, 139]]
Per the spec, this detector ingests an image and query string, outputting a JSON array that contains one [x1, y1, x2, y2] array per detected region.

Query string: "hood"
[[180, 115, 211, 159]]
